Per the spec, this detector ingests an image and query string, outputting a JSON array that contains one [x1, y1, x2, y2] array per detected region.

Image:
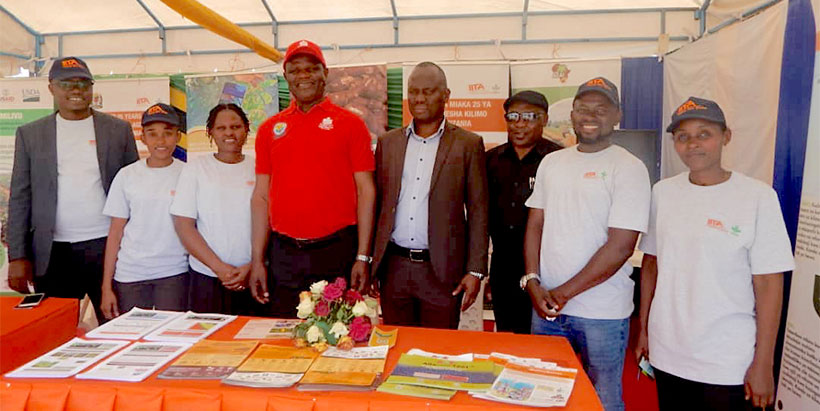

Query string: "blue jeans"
[[532, 312, 629, 411]]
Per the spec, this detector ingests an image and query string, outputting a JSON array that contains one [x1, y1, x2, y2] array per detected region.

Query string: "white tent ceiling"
[[3, 1, 710, 34]]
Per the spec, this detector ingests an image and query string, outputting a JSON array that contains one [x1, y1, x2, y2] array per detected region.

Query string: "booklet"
[[85, 308, 183, 340], [158, 340, 258, 379], [299, 346, 388, 387], [367, 326, 398, 347], [144, 312, 237, 343], [406, 349, 473, 362], [5, 338, 129, 379], [472, 362, 578, 408], [377, 381, 457, 400], [222, 344, 319, 388], [234, 319, 302, 339], [297, 373, 383, 392], [385, 353, 497, 392], [222, 371, 304, 388], [76, 342, 191, 382]]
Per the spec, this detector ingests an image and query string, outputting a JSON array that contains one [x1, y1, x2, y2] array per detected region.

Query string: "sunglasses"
[[56, 79, 94, 91], [504, 111, 543, 122]]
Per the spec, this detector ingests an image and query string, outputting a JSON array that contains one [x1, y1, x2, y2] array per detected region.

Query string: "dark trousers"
[[655, 367, 754, 411], [34, 237, 106, 323], [266, 226, 358, 318], [113, 272, 189, 314], [188, 268, 264, 316], [489, 257, 532, 333], [379, 252, 460, 330]]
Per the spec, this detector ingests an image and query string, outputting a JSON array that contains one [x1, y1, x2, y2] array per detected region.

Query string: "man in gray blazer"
[[372, 62, 489, 329], [7, 57, 139, 322]]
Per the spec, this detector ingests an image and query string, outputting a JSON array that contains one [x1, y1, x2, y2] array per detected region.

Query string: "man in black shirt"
[[486, 90, 562, 334]]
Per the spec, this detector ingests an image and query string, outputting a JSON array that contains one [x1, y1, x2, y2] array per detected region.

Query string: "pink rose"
[[344, 289, 363, 305], [314, 300, 330, 317], [334, 277, 347, 290], [349, 316, 372, 342], [323, 284, 344, 301]]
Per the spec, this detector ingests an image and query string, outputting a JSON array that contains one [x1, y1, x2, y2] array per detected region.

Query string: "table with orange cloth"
[[0, 316, 603, 411], [0, 296, 79, 375]]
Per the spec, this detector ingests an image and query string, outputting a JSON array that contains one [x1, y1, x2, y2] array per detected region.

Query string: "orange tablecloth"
[[0, 296, 79, 374], [0, 316, 603, 411]]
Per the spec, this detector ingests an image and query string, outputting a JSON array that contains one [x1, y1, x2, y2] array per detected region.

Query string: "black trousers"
[[33, 237, 107, 324], [266, 226, 358, 318], [655, 367, 755, 411], [113, 272, 189, 314], [188, 268, 265, 316], [489, 251, 532, 334]]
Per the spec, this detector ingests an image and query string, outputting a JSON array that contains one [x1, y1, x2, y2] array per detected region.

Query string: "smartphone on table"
[[14, 293, 45, 309]]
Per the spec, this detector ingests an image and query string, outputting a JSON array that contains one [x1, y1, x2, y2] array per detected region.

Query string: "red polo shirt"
[[256, 98, 375, 239]]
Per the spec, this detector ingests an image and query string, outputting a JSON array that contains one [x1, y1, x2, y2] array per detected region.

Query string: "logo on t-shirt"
[[706, 218, 742, 236], [583, 170, 608, 179], [319, 117, 334, 130], [273, 122, 287, 138]]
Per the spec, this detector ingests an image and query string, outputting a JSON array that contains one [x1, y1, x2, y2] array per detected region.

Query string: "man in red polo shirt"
[[249, 40, 376, 317]]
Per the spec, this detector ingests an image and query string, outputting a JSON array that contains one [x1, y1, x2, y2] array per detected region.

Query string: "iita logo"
[[147, 105, 168, 115], [585, 78, 611, 90], [468, 83, 485, 92], [676, 100, 707, 115], [706, 218, 742, 236], [61, 58, 83, 68], [583, 170, 608, 179]]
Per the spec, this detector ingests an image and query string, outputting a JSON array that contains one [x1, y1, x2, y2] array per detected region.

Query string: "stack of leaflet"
[[85, 308, 183, 340], [378, 350, 496, 400], [297, 345, 389, 391], [5, 338, 129, 379], [144, 312, 236, 343], [472, 353, 578, 408], [222, 344, 319, 388], [158, 340, 258, 379], [234, 319, 303, 339], [76, 342, 191, 382]]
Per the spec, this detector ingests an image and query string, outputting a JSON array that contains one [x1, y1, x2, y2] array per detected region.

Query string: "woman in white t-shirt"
[[100, 103, 188, 319], [635, 97, 794, 411], [170, 104, 256, 315]]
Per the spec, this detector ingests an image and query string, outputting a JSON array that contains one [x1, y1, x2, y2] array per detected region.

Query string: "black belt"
[[387, 242, 430, 262], [274, 226, 354, 249]]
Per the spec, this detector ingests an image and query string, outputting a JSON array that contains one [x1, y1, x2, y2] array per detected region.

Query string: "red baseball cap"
[[283, 39, 326, 67]]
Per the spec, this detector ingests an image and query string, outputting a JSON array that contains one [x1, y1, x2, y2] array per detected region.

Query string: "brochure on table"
[[5, 338, 129, 379], [77, 342, 191, 382], [85, 308, 183, 340], [159, 340, 257, 379], [144, 312, 236, 343], [234, 319, 302, 339]]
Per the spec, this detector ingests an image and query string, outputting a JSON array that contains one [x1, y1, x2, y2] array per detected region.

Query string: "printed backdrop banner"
[[326, 64, 388, 148], [402, 62, 509, 149], [662, 1, 787, 183], [510, 59, 621, 147], [776, 3, 820, 410], [93, 77, 170, 158], [185, 71, 278, 156], [0, 78, 53, 279]]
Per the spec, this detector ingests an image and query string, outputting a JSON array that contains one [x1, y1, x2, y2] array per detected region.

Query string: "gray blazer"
[[7, 110, 139, 277]]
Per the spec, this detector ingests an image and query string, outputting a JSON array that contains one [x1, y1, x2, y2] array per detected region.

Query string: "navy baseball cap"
[[574, 77, 619, 108], [504, 90, 549, 113], [141, 103, 180, 127], [49, 57, 93, 81], [666, 96, 727, 133]]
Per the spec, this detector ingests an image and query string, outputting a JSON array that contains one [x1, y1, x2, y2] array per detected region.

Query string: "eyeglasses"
[[504, 111, 543, 122], [56, 79, 94, 91]]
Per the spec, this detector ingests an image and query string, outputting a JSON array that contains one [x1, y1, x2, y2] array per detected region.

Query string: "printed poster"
[[327, 64, 388, 147], [510, 59, 621, 147], [92, 77, 170, 158], [403, 62, 509, 149], [185, 71, 278, 156]]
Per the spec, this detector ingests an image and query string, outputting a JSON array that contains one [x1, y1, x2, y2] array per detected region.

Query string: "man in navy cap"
[[7, 57, 139, 323], [522, 77, 651, 410]]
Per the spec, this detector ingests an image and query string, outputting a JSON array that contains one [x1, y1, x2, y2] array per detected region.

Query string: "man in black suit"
[[7, 57, 139, 322]]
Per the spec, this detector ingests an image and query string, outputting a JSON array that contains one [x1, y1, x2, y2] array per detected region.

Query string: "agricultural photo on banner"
[[0, 78, 53, 280], [510, 59, 621, 148], [92, 76, 170, 158], [185, 71, 278, 157], [327, 64, 388, 148], [402, 62, 509, 149]]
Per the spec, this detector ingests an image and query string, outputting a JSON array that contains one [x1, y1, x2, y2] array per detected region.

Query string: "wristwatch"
[[356, 254, 373, 264], [468, 271, 485, 281], [519, 273, 540, 290]]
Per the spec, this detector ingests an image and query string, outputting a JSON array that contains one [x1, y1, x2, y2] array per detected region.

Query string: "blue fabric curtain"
[[620, 57, 664, 134]]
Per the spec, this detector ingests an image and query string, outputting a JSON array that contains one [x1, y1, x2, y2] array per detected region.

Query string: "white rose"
[[329, 321, 349, 339], [352, 300, 368, 317], [296, 299, 315, 319], [310, 280, 328, 296], [306, 325, 323, 343]]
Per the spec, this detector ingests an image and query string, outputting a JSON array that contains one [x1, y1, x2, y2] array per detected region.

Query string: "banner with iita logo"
[[402, 62, 509, 149], [510, 59, 621, 148], [0, 78, 54, 281]]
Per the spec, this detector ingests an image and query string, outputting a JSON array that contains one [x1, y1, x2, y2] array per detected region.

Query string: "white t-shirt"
[[103, 158, 188, 283], [169, 154, 255, 277], [54, 114, 110, 242], [525, 144, 650, 320], [639, 171, 795, 385]]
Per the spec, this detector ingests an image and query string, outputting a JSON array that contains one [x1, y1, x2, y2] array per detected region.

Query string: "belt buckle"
[[409, 249, 425, 262]]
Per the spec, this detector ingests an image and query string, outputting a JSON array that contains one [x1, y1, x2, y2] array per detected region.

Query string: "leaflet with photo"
[[385, 353, 496, 392], [158, 340, 257, 379], [85, 308, 183, 340], [299, 346, 388, 387], [472, 362, 578, 408], [77, 341, 191, 382], [222, 371, 304, 388], [144, 312, 237, 343], [234, 319, 302, 339], [5, 338, 129, 379]]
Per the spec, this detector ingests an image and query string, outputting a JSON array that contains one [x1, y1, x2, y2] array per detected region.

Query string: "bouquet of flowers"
[[293, 277, 379, 351]]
